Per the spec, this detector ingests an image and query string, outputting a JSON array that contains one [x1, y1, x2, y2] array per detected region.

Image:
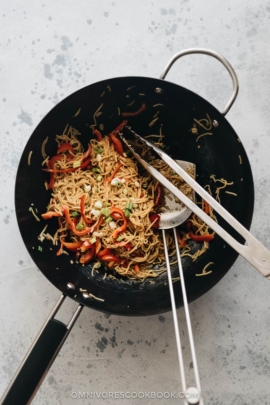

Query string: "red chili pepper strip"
[[115, 241, 132, 250], [93, 129, 102, 141], [81, 145, 92, 161], [101, 254, 122, 264], [57, 142, 74, 154], [203, 200, 210, 215], [122, 103, 147, 117], [80, 195, 95, 225], [43, 158, 91, 173], [189, 232, 214, 242], [97, 248, 112, 258], [62, 206, 92, 236], [105, 162, 123, 183], [80, 245, 95, 264], [176, 232, 187, 248], [41, 212, 62, 220], [154, 184, 162, 207], [109, 132, 124, 156], [110, 207, 128, 239], [149, 214, 160, 229], [134, 264, 140, 273], [95, 238, 102, 255], [111, 212, 122, 220], [112, 120, 128, 135], [80, 240, 92, 252], [62, 241, 83, 251]]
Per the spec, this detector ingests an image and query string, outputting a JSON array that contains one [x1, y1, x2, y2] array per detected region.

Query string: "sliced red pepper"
[[154, 184, 162, 207], [43, 158, 91, 173], [62, 241, 82, 251], [80, 240, 93, 252], [134, 264, 140, 273], [97, 247, 112, 258], [81, 144, 92, 161], [176, 232, 187, 248], [105, 162, 123, 183], [115, 241, 132, 250], [80, 245, 95, 264], [62, 206, 92, 236], [109, 132, 124, 156], [95, 237, 102, 255], [101, 254, 122, 264], [112, 120, 128, 135], [93, 129, 102, 141], [80, 195, 95, 225], [189, 232, 214, 242], [203, 200, 210, 215], [41, 211, 62, 220], [57, 142, 74, 154], [122, 103, 146, 117], [111, 212, 122, 220], [149, 214, 160, 229], [110, 207, 128, 239]]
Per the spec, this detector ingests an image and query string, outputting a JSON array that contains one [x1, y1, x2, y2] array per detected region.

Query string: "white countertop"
[[1, 1, 270, 404]]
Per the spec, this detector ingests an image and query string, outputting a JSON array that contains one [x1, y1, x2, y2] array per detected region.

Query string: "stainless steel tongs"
[[120, 129, 270, 279]]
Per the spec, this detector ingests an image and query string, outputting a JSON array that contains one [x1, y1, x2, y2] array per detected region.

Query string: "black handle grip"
[[1, 319, 68, 405]]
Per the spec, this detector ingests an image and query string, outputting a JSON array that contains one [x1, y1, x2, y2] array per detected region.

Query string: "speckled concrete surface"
[[1, 1, 270, 404]]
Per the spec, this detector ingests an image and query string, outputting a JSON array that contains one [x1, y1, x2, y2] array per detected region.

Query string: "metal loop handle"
[[159, 48, 239, 116]]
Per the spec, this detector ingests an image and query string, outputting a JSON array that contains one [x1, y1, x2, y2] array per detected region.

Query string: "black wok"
[[1, 49, 254, 405]]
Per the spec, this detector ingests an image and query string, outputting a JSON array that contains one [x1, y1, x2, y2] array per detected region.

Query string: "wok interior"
[[15, 77, 254, 315]]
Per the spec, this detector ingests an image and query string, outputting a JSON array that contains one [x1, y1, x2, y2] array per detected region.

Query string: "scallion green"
[[100, 208, 110, 217], [92, 167, 101, 173], [124, 209, 131, 218], [71, 211, 79, 217], [76, 223, 84, 230], [73, 161, 81, 168]]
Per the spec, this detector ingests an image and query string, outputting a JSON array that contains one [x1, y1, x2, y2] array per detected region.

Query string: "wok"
[[1, 49, 254, 405]]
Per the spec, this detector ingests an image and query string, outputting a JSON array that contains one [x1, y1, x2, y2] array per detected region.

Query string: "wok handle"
[[159, 48, 239, 115], [0, 295, 83, 405]]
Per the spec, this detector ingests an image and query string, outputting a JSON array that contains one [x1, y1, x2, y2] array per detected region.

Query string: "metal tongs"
[[120, 130, 270, 278], [120, 128, 270, 405]]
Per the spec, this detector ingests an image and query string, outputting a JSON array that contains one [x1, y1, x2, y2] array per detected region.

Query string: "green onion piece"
[[90, 237, 97, 244], [104, 202, 111, 207], [106, 216, 113, 223], [38, 245, 43, 252], [100, 208, 110, 217], [124, 149, 131, 156], [124, 209, 131, 218], [125, 202, 133, 210], [94, 147, 103, 154], [116, 236, 123, 242], [73, 161, 81, 168], [76, 223, 84, 230], [92, 167, 101, 173], [96, 175, 102, 182], [71, 211, 79, 217], [116, 182, 122, 188]]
